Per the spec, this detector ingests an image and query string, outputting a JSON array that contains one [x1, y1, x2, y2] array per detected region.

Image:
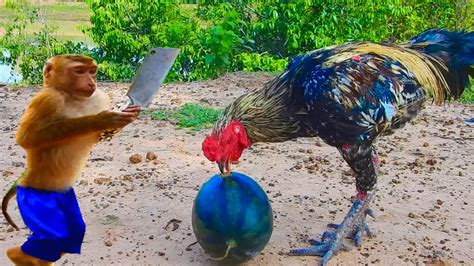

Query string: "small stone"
[[12, 162, 24, 168], [146, 152, 157, 161], [129, 154, 143, 164], [445, 119, 455, 125], [2, 171, 14, 177], [94, 177, 110, 185], [105, 240, 113, 247]]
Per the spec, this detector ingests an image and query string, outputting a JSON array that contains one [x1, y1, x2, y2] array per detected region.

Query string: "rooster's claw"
[[288, 194, 375, 265]]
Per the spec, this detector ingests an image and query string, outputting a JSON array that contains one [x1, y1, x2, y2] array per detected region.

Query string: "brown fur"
[[2, 54, 140, 265], [15, 87, 111, 190]]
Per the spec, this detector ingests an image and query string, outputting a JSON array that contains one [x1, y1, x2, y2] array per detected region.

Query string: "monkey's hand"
[[122, 106, 141, 117], [98, 106, 141, 142], [99, 107, 140, 130]]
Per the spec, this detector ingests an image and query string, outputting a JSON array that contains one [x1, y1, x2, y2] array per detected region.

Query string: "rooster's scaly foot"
[[289, 194, 375, 265]]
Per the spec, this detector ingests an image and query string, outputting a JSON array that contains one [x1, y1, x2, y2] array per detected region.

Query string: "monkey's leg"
[[6, 246, 54, 266], [289, 144, 377, 265], [14, 186, 82, 264]]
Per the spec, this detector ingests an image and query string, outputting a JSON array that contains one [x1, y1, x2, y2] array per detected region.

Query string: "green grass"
[[0, 3, 200, 44], [0, 4, 92, 43], [35, 5, 91, 21], [44, 5, 90, 13], [149, 103, 222, 132], [35, 20, 92, 42], [459, 82, 474, 103], [0, 4, 90, 21]]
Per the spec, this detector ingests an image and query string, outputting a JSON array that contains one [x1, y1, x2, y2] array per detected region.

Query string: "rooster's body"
[[203, 29, 473, 265]]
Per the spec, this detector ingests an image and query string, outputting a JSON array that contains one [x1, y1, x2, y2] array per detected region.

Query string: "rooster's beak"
[[218, 160, 231, 176], [218, 161, 225, 174]]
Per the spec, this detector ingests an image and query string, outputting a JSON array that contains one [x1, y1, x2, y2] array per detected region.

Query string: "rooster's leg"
[[289, 144, 378, 265], [289, 192, 375, 264]]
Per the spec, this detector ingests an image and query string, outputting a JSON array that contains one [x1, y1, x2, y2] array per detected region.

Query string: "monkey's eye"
[[75, 69, 87, 75]]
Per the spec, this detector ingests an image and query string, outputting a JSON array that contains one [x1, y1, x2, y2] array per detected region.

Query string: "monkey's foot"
[[6, 245, 54, 266], [289, 193, 375, 265]]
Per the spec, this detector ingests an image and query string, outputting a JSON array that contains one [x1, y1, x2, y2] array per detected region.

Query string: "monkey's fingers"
[[123, 106, 141, 113], [122, 110, 141, 120], [117, 112, 138, 118]]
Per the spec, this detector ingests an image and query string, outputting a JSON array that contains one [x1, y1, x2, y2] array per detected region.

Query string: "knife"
[[101, 47, 179, 141], [117, 47, 180, 110]]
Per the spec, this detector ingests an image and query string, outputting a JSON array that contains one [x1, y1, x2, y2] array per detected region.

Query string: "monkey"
[[2, 54, 141, 265]]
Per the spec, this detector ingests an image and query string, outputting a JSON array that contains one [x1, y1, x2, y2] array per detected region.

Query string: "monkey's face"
[[66, 62, 98, 98], [44, 55, 98, 98]]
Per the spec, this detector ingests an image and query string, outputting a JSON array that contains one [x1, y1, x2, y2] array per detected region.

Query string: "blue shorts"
[[16, 186, 86, 262]]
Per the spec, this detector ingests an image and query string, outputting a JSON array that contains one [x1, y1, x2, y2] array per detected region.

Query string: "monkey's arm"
[[16, 92, 124, 150], [16, 114, 112, 149]]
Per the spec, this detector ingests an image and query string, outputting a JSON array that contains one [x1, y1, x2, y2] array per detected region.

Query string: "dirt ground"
[[0, 72, 473, 265]]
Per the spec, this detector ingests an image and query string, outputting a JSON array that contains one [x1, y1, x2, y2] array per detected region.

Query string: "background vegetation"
[[0, 0, 473, 102]]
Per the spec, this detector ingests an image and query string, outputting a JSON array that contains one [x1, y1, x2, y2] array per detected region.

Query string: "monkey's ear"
[[43, 62, 53, 78]]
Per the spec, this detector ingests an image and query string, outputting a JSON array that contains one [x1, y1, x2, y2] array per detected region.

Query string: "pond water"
[[0, 63, 22, 84], [0, 43, 96, 85]]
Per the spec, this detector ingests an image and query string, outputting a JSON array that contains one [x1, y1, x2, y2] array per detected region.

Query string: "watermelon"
[[192, 172, 273, 264]]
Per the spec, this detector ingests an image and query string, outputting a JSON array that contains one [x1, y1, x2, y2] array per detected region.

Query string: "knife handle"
[[113, 97, 133, 112]]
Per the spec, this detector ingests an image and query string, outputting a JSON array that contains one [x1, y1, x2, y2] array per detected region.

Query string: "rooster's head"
[[202, 120, 251, 175]]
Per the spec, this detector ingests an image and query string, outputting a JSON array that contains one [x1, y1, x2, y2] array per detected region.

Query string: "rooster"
[[202, 29, 473, 265]]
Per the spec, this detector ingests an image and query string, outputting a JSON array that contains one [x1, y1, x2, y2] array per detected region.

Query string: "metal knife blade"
[[121, 47, 180, 109]]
